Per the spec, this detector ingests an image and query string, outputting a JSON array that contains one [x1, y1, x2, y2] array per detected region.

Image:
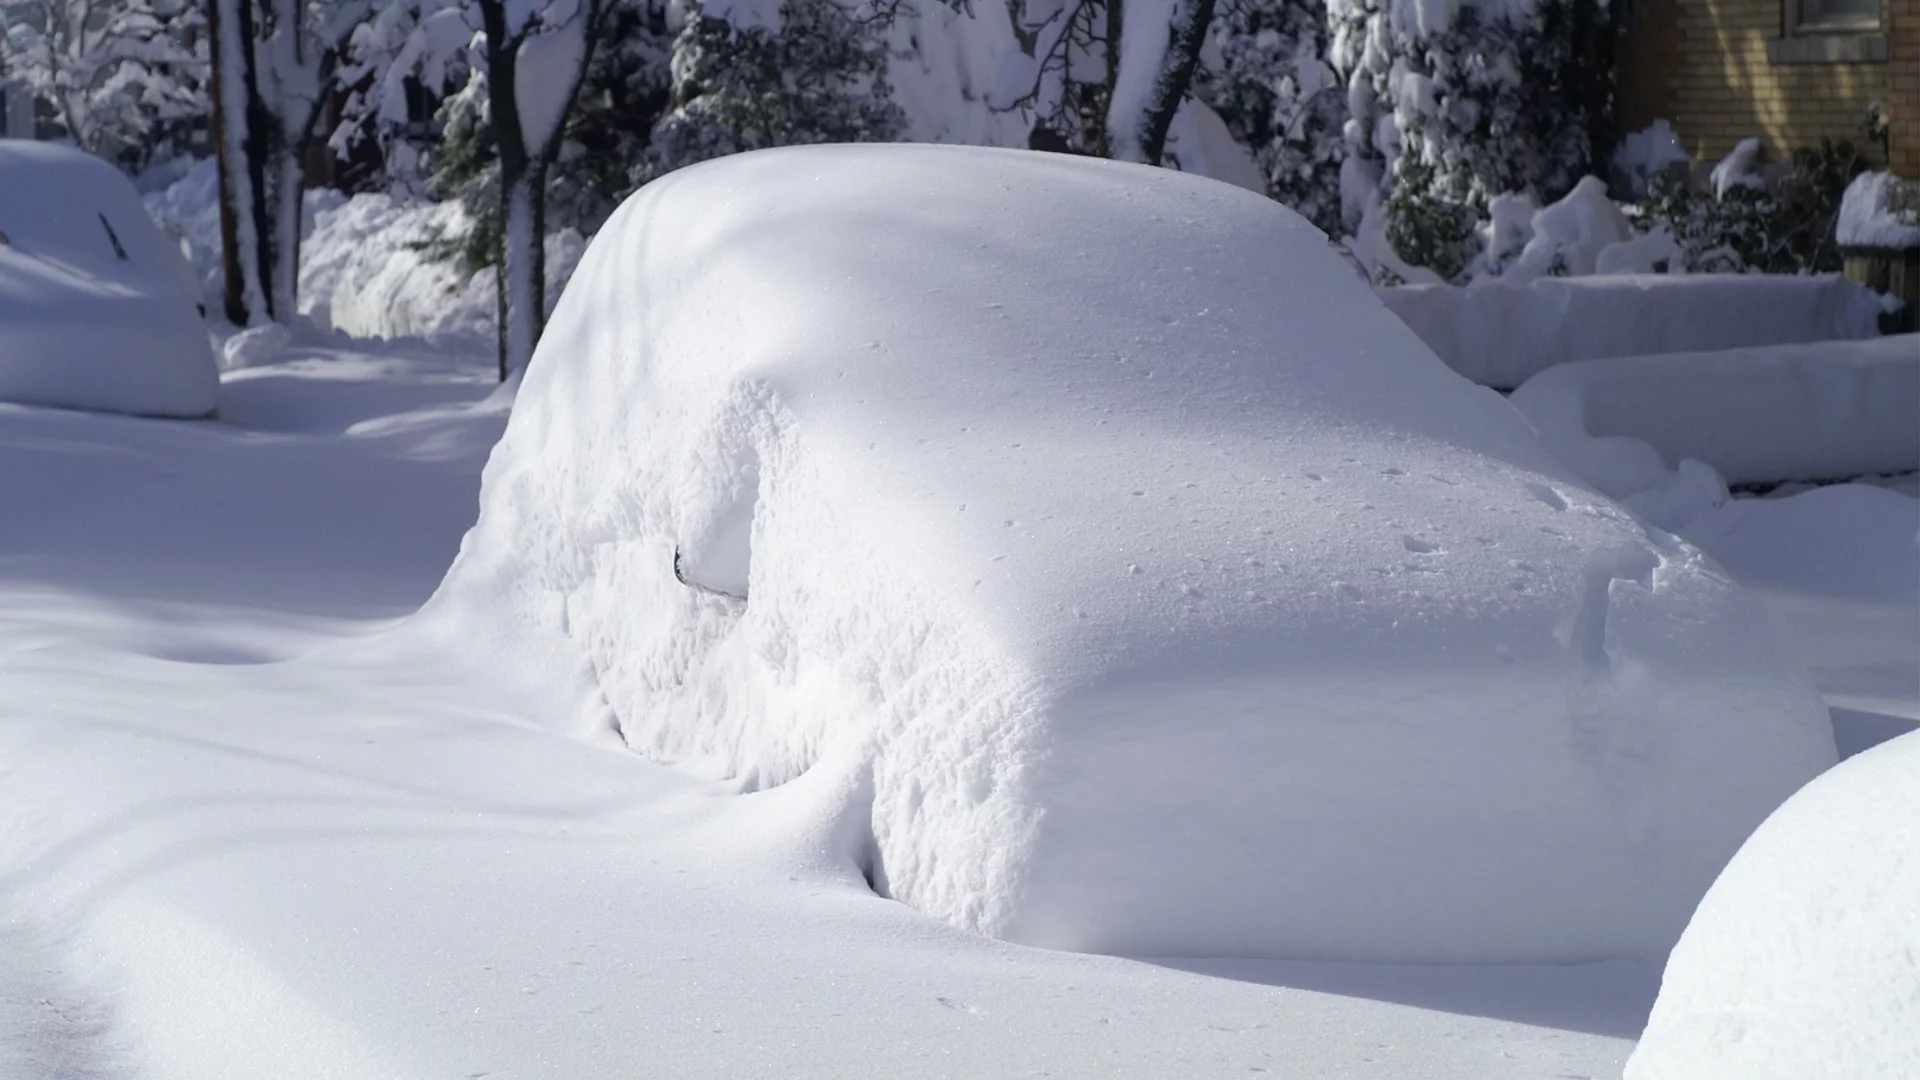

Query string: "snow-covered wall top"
[[432, 145, 1833, 962], [1380, 275, 1887, 389], [1513, 335, 1920, 493], [0, 140, 216, 417]]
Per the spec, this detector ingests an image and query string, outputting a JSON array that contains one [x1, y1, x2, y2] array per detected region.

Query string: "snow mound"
[[1512, 336, 1920, 528], [0, 140, 217, 417], [1837, 171, 1920, 250], [433, 144, 1834, 961], [1626, 731, 1920, 1080], [1381, 274, 1886, 389]]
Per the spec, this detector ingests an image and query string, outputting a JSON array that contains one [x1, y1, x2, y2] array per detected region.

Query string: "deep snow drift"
[[0, 141, 216, 417], [1626, 731, 1920, 1079], [432, 144, 1834, 962], [1379, 275, 1886, 389]]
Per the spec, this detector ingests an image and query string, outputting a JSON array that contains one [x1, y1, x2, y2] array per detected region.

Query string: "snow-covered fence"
[[1381, 274, 1886, 389]]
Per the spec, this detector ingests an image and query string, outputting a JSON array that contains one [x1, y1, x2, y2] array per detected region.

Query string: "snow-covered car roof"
[[431, 144, 1834, 962], [0, 140, 216, 417]]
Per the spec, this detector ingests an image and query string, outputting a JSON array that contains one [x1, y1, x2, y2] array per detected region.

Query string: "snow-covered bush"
[[1610, 119, 1687, 199], [1329, 0, 1613, 244], [637, 0, 903, 183], [1194, 0, 1345, 234], [431, 143, 1834, 962], [1642, 137, 1869, 274]]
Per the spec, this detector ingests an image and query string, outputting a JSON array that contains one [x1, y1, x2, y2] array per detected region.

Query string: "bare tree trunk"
[[1138, 0, 1214, 167], [270, 140, 304, 323], [500, 166, 547, 379], [208, 0, 248, 326], [211, 0, 269, 324], [477, 0, 603, 381]]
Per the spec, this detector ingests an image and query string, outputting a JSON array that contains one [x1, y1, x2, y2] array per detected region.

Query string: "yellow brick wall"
[[1618, 0, 1920, 175]]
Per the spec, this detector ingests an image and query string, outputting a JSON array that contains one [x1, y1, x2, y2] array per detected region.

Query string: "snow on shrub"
[[1512, 336, 1920, 521], [430, 144, 1833, 961], [1625, 731, 1920, 1080], [1380, 273, 1885, 390], [0, 141, 217, 417], [1329, 0, 1612, 265]]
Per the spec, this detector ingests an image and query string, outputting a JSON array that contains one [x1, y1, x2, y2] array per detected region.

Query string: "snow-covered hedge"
[[430, 144, 1833, 962], [1513, 335, 1920, 495], [1381, 273, 1886, 389], [1626, 730, 1920, 1080]]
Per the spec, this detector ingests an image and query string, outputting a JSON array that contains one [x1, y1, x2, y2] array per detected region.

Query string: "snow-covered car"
[[429, 145, 1835, 963], [0, 140, 216, 417]]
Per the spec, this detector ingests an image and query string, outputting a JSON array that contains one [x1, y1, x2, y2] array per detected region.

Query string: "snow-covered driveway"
[[5, 339, 1902, 1078]]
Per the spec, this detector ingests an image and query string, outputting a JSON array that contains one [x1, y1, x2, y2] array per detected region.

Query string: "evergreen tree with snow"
[[1328, 0, 1613, 275], [0, 0, 207, 173], [637, 0, 904, 184], [1194, 0, 1344, 234]]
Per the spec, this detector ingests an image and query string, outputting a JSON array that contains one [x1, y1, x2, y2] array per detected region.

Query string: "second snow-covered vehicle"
[[427, 145, 1835, 963], [0, 140, 215, 417]]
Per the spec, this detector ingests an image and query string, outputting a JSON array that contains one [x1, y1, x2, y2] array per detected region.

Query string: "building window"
[[1770, 0, 1886, 62], [1794, 0, 1881, 31]]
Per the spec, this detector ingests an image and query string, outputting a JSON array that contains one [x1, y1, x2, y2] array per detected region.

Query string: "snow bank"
[[433, 144, 1834, 962], [0, 141, 217, 417], [1512, 336, 1920, 514], [1837, 171, 1920, 250], [305, 193, 584, 347], [1626, 731, 1920, 1080], [1381, 274, 1886, 389]]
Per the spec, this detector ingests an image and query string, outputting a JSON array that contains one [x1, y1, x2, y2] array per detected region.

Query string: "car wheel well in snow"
[[672, 545, 748, 602]]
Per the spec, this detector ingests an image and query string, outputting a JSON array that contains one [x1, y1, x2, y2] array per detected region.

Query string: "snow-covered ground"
[[0, 339, 1676, 1078]]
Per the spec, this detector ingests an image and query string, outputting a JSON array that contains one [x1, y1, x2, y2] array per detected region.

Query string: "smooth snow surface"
[[1380, 274, 1885, 389], [0, 141, 217, 417], [1837, 170, 1920, 250], [1626, 732, 1920, 1080], [435, 144, 1834, 962], [0, 342, 1659, 1079], [1513, 335, 1920, 499]]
